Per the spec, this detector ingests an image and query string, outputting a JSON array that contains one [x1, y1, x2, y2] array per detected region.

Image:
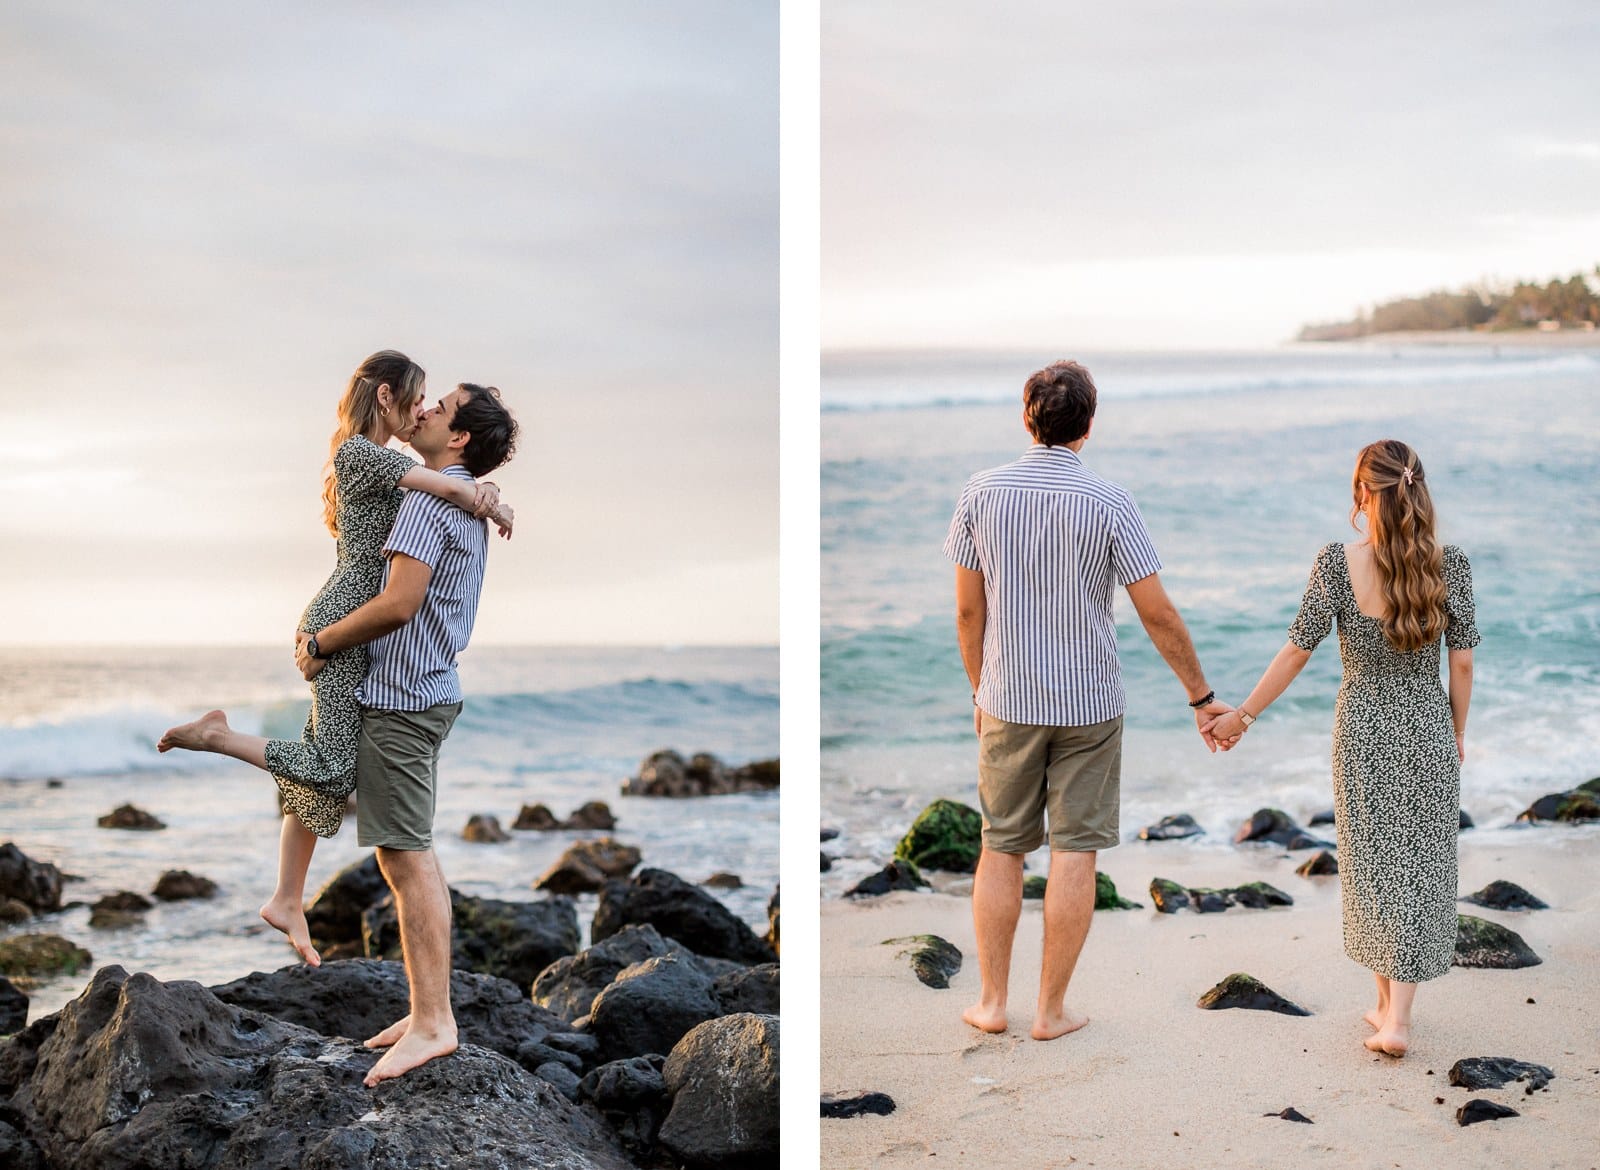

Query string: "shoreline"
[[1307, 328, 1600, 349], [821, 830, 1600, 1168]]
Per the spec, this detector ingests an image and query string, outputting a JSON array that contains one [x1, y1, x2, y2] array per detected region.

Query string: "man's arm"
[[955, 566, 986, 736], [1123, 572, 1232, 751], [296, 553, 433, 678]]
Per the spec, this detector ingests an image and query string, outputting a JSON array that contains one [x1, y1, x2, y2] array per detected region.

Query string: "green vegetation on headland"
[[1298, 265, 1600, 340]]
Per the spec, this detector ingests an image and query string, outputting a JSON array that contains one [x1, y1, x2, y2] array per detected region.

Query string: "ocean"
[[0, 644, 777, 1019], [821, 344, 1600, 890]]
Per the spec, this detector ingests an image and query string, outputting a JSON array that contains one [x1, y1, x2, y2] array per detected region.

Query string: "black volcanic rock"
[[1296, 850, 1339, 877], [822, 1090, 896, 1118], [1196, 973, 1310, 1016], [0, 846, 63, 914], [885, 935, 962, 989], [536, 838, 643, 895], [1149, 878, 1292, 913], [1456, 1099, 1519, 1126], [593, 869, 775, 964], [1266, 1107, 1313, 1123], [303, 856, 391, 949], [95, 803, 165, 831], [660, 1014, 778, 1170], [1234, 808, 1329, 850], [1454, 914, 1542, 969], [714, 964, 779, 1017], [584, 954, 723, 1064], [846, 859, 929, 898], [461, 813, 510, 843], [1447, 1057, 1554, 1094], [580, 1055, 669, 1153], [1139, 813, 1204, 841], [1516, 784, 1600, 823], [0, 975, 27, 1034], [151, 870, 217, 901], [1460, 881, 1548, 911], [1150, 878, 1192, 913], [532, 924, 687, 1024], [0, 966, 633, 1169], [362, 890, 580, 988]]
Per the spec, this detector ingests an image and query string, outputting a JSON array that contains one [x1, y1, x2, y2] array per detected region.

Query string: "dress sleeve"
[[942, 479, 982, 571], [1443, 545, 1482, 650], [332, 435, 416, 502], [1287, 544, 1338, 651]]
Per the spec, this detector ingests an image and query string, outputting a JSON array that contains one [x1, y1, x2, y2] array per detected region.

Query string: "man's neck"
[[422, 453, 467, 473]]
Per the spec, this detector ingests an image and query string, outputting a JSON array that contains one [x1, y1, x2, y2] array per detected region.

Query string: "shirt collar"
[[1024, 443, 1083, 465]]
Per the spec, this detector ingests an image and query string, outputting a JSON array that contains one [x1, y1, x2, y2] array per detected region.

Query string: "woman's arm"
[[397, 467, 514, 537], [1448, 647, 1473, 762], [1207, 640, 1314, 743]]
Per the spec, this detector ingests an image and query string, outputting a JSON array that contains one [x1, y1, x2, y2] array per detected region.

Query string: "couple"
[[159, 350, 519, 1086], [944, 360, 1478, 1058]]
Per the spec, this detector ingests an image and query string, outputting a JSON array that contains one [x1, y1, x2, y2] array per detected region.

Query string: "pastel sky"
[[0, 1, 776, 646], [824, 0, 1600, 349]]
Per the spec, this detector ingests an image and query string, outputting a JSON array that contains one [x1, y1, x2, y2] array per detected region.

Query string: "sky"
[[824, 0, 1600, 350], [0, 1, 776, 646]]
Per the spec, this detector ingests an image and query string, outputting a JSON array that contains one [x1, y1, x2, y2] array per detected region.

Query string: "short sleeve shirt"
[[943, 445, 1162, 726]]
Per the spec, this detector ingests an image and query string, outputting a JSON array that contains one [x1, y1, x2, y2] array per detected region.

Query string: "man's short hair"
[[450, 384, 519, 477], [1023, 361, 1097, 446]]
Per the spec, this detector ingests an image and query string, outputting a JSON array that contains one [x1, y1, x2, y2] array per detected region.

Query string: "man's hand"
[[1202, 705, 1246, 751], [295, 631, 327, 681], [973, 704, 982, 739], [1194, 698, 1237, 753]]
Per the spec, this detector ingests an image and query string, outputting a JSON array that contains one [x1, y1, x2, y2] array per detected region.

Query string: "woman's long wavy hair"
[[1351, 439, 1448, 652], [321, 351, 426, 537]]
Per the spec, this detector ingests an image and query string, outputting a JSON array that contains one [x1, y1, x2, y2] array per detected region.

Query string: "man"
[[295, 382, 518, 1086], [942, 359, 1230, 1041]]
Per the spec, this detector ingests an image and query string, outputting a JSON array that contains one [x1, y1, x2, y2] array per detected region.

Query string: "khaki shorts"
[[977, 711, 1123, 853], [355, 701, 462, 851]]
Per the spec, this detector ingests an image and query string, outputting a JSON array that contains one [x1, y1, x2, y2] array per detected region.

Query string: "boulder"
[[563, 801, 618, 830], [0, 898, 34, 925], [1150, 878, 1192, 913], [532, 924, 678, 1023], [884, 935, 961, 989], [729, 758, 780, 791], [1139, 813, 1204, 841], [893, 799, 982, 873], [363, 890, 580, 988], [585, 954, 723, 1063], [846, 859, 929, 898], [1448, 1057, 1554, 1094], [151, 870, 218, 901], [1226, 881, 1294, 909], [1234, 808, 1329, 851], [303, 856, 391, 950], [624, 750, 738, 797], [88, 892, 152, 930], [95, 804, 164, 831], [821, 852, 832, 872], [1454, 914, 1541, 969], [0, 976, 27, 1034], [1196, 973, 1310, 1016], [580, 1054, 669, 1153], [713, 964, 779, 1016], [1095, 872, 1141, 910], [1308, 808, 1336, 827], [592, 869, 776, 964], [1295, 850, 1339, 877], [0, 966, 633, 1169], [766, 887, 779, 957], [1517, 784, 1600, 824], [208, 958, 587, 1081], [0, 845, 63, 913], [536, 838, 642, 895], [1456, 1099, 1519, 1126], [1022, 875, 1047, 900], [820, 827, 840, 842], [513, 803, 561, 831], [821, 1090, 896, 1118], [0, 935, 92, 981], [701, 872, 743, 889], [1150, 878, 1291, 913], [1459, 808, 1475, 830], [1460, 881, 1548, 911], [660, 1014, 779, 1170], [462, 814, 510, 843]]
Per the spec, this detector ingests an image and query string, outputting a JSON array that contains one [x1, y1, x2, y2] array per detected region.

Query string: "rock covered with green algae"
[[883, 935, 962, 989], [1094, 872, 1141, 909], [1196, 973, 1310, 1016], [0, 935, 91, 981], [894, 799, 983, 873], [1516, 777, 1600, 824], [1453, 914, 1541, 969], [1149, 878, 1293, 914]]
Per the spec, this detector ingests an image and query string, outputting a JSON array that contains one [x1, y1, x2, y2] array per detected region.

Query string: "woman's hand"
[[1456, 732, 1466, 764], [490, 503, 514, 540], [470, 482, 501, 520], [1205, 709, 1247, 749]]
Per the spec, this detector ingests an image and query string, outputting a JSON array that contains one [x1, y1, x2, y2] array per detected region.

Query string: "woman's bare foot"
[[258, 897, 321, 967], [365, 1015, 411, 1049], [158, 710, 231, 753], [1031, 1008, 1089, 1042], [1363, 1008, 1385, 1031], [962, 1002, 1008, 1034], [1364, 1026, 1409, 1057], [364, 1023, 457, 1086]]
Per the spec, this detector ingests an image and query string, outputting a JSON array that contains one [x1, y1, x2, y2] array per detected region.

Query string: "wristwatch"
[[306, 634, 326, 660], [1238, 709, 1257, 728]]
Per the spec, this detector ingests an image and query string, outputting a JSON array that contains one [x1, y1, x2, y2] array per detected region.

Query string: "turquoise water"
[[822, 345, 1600, 886]]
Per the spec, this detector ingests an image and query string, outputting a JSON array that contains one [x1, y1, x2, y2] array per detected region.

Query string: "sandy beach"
[[820, 828, 1600, 1169]]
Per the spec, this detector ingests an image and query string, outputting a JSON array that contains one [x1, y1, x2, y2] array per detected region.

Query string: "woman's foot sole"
[[259, 899, 322, 967]]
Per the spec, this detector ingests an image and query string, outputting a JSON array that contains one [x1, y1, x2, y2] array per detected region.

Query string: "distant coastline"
[[1301, 327, 1600, 348]]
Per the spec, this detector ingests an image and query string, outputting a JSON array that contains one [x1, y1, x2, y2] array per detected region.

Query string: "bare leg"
[[158, 710, 270, 770], [1032, 849, 1095, 1041], [364, 847, 457, 1085], [258, 814, 322, 966], [1364, 972, 1390, 1031], [365, 853, 451, 1049], [963, 848, 1024, 1034], [1365, 980, 1416, 1056]]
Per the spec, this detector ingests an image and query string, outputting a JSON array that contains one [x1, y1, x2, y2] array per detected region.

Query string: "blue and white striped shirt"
[[357, 465, 488, 712], [943, 445, 1163, 727]]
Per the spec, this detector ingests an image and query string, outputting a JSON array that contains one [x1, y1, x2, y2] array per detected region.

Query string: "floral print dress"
[[262, 435, 416, 838]]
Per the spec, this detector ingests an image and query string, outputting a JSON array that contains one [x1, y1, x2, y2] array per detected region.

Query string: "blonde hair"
[[321, 351, 426, 536], [1351, 439, 1448, 652]]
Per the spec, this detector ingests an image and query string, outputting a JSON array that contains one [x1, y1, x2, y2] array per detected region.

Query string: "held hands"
[[1193, 698, 1240, 753], [294, 631, 327, 682], [1201, 706, 1247, 752]]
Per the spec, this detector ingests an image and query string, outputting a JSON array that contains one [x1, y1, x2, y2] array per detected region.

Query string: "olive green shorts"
[[355, 701, 463, 851], [976, 711, 1123, 854]]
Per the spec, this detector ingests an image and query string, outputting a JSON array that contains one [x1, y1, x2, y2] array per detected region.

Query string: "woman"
[[1206, 439, 1478, 1058], [158, 350, 513, 966]]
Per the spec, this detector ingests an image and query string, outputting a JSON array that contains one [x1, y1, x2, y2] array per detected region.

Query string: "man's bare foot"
[[158, 710, 230, 754], [364, 1023, 457, 1086], [365, 1015, 411, 1049], [961, 1002, 1008, 1034], [1031, 1008, 1090, 1042], [1363, 1026, 1409, 1057], [259, 897, 321, 967], [1363, 1008, 1385, 1031]]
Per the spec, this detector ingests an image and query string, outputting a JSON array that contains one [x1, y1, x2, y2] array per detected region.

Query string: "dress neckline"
[[1334, 542, 1388, 623]]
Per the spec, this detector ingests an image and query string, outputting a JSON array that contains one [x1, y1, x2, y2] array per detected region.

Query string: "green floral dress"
[[263, 435, 415, 837]]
